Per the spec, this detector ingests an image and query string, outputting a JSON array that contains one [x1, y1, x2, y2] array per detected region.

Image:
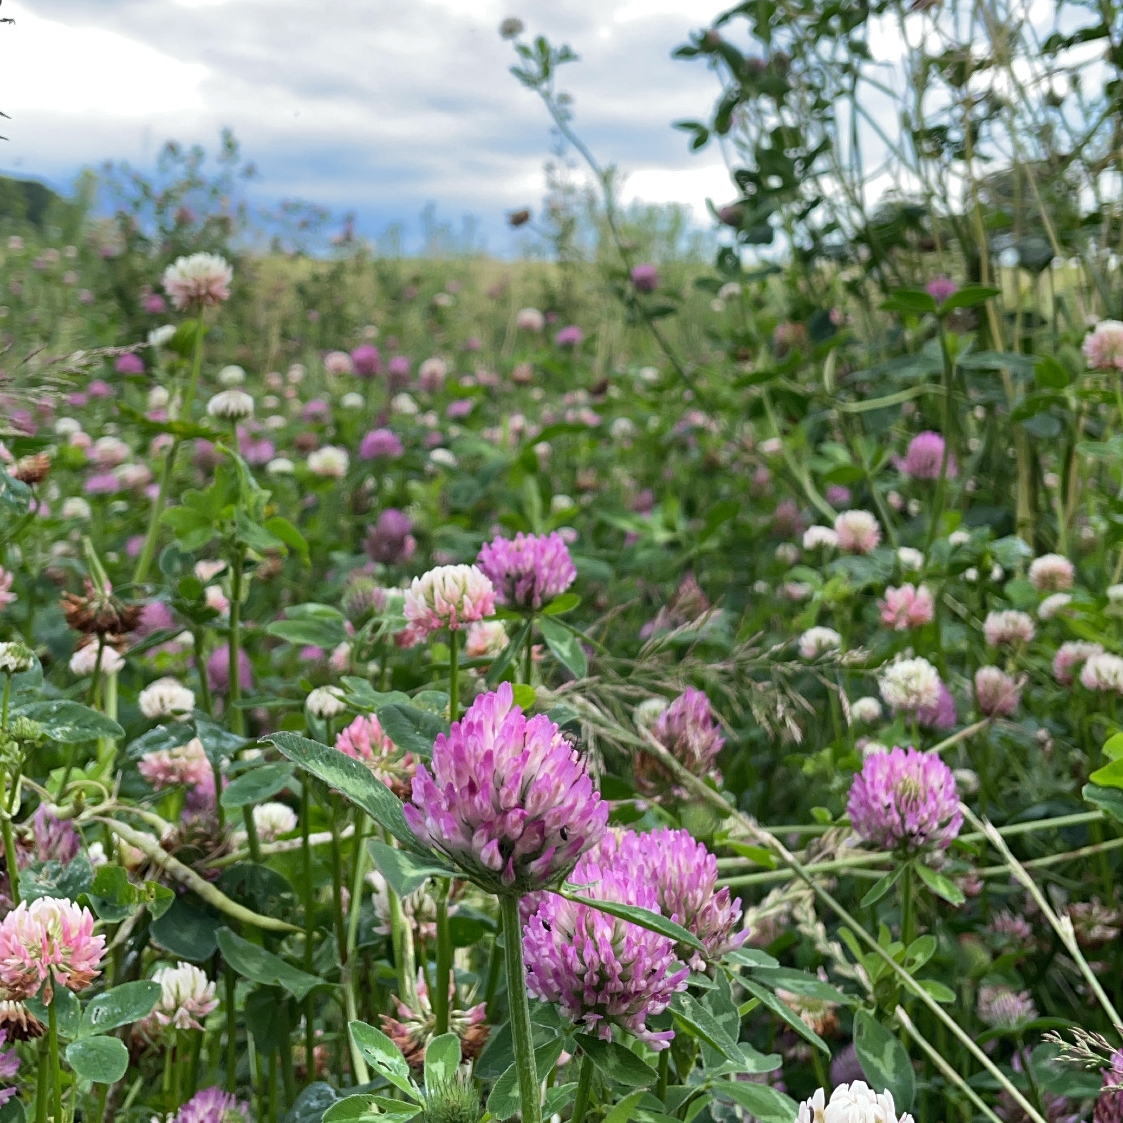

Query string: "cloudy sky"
[[0, 0, 739, 252]]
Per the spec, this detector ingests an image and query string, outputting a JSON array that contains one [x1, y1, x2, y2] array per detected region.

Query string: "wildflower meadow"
[[1, 6, 1122, 1123]]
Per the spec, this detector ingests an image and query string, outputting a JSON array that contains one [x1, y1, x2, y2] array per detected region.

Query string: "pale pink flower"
[[138, 962, 218, 1036], [1028, 553, 1074, 592], [834, 510, 881, 554], [879, 584, 935, 630], [404, 564, 496, 637], [0, 569, 14, 610], [1083, 319, 1123, 370], [162, 253, 233, 311], [1053, 641, 1103, 685], [0, 897, 105, 998], [974, 666, 1022, 716], [1081, 652, 1123, 694], [323, 350, 354, 376], [983, 610, 1035, 647], [138, 737, 212, 791]]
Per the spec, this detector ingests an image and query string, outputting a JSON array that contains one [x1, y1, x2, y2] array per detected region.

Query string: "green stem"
[[571, 1055, 594, 1123], [228, 547, 246, 736], [48, 985, 63, 1123], [900, 862, 916, 948], [434, 880, 453, 1036], [300, 778, 317, 1080], [523, 624, 535, 686], [134, 314, 207, 586], [448, 628, 460, 724], [242, 805, 262, 864], [330, 802, 347, 966], [225, 967, 237, 1092], [656, 1050, 669, 1103], [500, 894, 541, 1123], [279, 1003, 296, 1105], [0, 775, 17, 909], [1, 673, 10, 729], [193, 630, 214, 716], [36, 1036, 47, 1123]]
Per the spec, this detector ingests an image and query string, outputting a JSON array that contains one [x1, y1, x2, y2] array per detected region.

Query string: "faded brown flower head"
[[12, 453, 50, 485], [61, 580, 142, 636]]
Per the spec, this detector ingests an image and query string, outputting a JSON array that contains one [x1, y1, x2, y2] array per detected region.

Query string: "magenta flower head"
[[896, 431, 956, 481], [352, 344, 382, 377], [555, 325, 584, 348], [404, 564, 495, 638], [0, 897, 106, 999], [651, 687, 725, 779], [523, 843, 689, 1049], [631, 263, 659, 292], [205, 646, 253, 695], [174, 1086, 250, 1123], [926, 276, 958, 304], [364, 508, 416, 567], [847, 747, 962, 854], [115, 352, 144, 375], [335, 713, 416, 799], [387, 355, 412, 390], [1094, 1049, 1123, 1123], [601, 828, 748, 969], [359, 428, 404, 461], [476, 532, 577, 611], [404, 682, 608, 894]]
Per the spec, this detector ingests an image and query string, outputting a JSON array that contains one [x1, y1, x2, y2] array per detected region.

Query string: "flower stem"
[[434, 879, 453, 1036], [499, 894, 541, 1123], [134, 314, 208, 586], [656, 1050, 669, 1103], [242, 806, 262, 864], [523, 625, 535, 686], [228, 546, 246, 736], [2, 672, 10, 729], [48, 985, 63, 1123], [36, 1036, 47, 1123], [571, 1054, 594, 1123], [330, 801, 348, 967], [900, 862, 916, 948], [448, 628, 460, 724], [301, 776, 316, 1074], [0, 771, 19, 908], [225, 966, 237, 1092]]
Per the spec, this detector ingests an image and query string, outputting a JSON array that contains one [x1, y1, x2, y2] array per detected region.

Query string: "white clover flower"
[[1038, 593, 1072, 621], [948, 530, 970, 547], [266, 458, 295, 476], [1108, 584, 1123, 604], [218, 364, 246, 386], [341, 392, 364, 410], [61, 498, 92, 520], [850, 696, 883, 724], [140, 962, 218, 1036], [206, 389, 254, 422], [252, 801, 298, 841], [1081, 652, 1123, 694], [428, 448, 458, 469], [138, 677, 196, 720], [0, 642, 34, 674], [391, 393, 419, 416], [803, 526, 839, 550], [306, 686, 347, 719], [162, 252, 233, 310], [148, 386, 171, 411], [69, 643, 125, 677], [878, 655, 941, 714], [54, 417, 81, 437], [636, 366, 660, 384], [551, 494, 575, 514], [516, 307, 545, 332], [798, 1082, 914, 1123], [897, 547, 924, 571], [307, 446, 349, 479], [983, 610, 1035, 647], [799, 627, 842, 659], [147, 324, 177, 349]]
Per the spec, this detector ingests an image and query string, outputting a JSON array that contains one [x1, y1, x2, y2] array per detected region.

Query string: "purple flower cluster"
[[651, 687, 725, 778], [1095, 1049, 1123, 1123], [476, 531, 577, 611], [523, 841, 689, 1050], [404, 683, 608, 893], [359, 428, 404, 460], [598, 828, 748, 968], [847, 747, 962, 853], [364, 509, 416, 566], [174, 1086, 250, 1123], [896, 431, 956, 481]]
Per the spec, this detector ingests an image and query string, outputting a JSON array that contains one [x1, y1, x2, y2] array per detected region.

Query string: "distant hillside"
[[0, 174, 62, 229]]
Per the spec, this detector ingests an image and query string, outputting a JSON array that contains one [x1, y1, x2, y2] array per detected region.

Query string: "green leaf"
[[853, 1009, 916, 1111], [0, 1095, 25, 1123], [537, 616, 588, 678], [27, 988, 80, 1039], [378, 705, 448, 757], [148, 895, 223, 961], [263, 516, 310, 566], [20, 857, 93, 904], [1103, 732, 1123, 761], [348, 1021, 422, 1100], [216, 864, 298, 923], [739, 980, 830, 1056], [715, 1081, 799, 1123], [542, 593, 580, 615], [723, 948, 779, 970], [860, 866, 903, 908], [65, 1036, 130, 1084], [265, 617, 347, 650], [216, 927, 324, 1001], [219, 762, 295, 808], [918, 980, 956, 1003], [670, 993, 741, 1061], [559, 887, 705, 952], [487, 1037, 565, 1120], [914, 862, 965, 905], [485, 620, 532, 687], [941, 285, 1000, 311], [245, 986, 289, 1053], [1090, 757, 1123, 790], [80, 981, 161, 1037], [511, 684, 536, 710], [903, 935, 937, 972], [424, 1033, 462, 1090], [1083, 783, 1123, 824], [265, 731, 426, 853], [367, 840, 454, 898], [881, 289, 937, 315], [575, 1034, 659, 1087], [751, 968, 853, 1006], [602, 1090, 648, 1123], [14, 701, 123, 743], [1035, 355, 1071, 390]]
